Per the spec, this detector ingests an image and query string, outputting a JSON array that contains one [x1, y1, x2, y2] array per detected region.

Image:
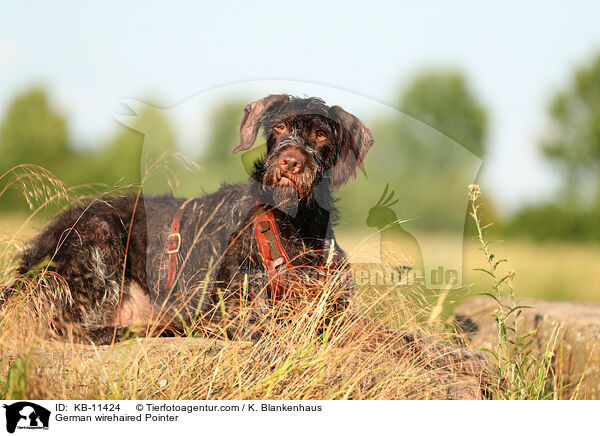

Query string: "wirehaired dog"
[[17, 95, 367, 338], [16, 95, 489, 386]]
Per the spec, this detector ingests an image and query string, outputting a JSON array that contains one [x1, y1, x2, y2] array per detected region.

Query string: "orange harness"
[[165, 200, 337, 300], [253, 204, 339, 301], [253, 205, 291, 300]]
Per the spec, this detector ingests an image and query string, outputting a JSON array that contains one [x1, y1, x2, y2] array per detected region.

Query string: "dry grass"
[[0, 252, 482, 400], [0, 289, 481, 400]]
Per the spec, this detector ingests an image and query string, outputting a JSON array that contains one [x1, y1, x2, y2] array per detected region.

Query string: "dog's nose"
[[279, 152, 304, 173]]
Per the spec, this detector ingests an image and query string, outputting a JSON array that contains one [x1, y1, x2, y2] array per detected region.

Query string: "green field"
[[337, 231, 600, 303]]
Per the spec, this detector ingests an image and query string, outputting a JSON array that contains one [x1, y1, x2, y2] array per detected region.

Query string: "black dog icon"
[[3, 402, 50, 433]]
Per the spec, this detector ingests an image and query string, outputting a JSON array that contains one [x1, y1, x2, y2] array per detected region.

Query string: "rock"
[[434, 373, 483, 400], [455, 297, 600, 399]]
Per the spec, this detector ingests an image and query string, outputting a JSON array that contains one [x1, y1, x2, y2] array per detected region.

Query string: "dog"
[[16, 95, 489, 387], [16, 95, 367, 339]]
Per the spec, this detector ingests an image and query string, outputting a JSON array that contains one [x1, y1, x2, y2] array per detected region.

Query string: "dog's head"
[[232, 95, 373, 208]]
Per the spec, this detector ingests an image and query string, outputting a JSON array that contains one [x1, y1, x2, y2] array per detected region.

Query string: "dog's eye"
[[316, 132, 327, 141], [274, 124, 286, 133]]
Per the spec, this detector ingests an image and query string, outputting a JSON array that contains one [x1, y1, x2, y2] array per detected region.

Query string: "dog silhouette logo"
[[2, 402, 50, 433]]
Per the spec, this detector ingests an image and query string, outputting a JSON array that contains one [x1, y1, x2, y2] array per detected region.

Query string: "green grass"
[[464, 239, 600, 302]]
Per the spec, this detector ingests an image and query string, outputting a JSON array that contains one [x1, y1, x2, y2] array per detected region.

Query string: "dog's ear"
[[232, 94, 290, 154], [328, 105, 374, 190]]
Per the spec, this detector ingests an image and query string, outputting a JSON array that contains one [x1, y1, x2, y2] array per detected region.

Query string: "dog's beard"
[[260, 155, 318, 215], [272, 185, 300, 215]]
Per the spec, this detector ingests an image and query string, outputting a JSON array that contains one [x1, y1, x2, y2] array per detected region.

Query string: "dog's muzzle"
[[276, 148, 305, 189]]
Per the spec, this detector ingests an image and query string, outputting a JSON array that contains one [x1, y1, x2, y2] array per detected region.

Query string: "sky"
[[2, 1, 600, 213]]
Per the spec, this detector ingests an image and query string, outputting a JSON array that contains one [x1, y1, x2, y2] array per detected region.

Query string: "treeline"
[[1, 54, 600, 241], [0, 89, 177, 211], [501, 54, 600, 242]]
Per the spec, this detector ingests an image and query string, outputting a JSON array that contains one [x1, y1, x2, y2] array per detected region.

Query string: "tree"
[[97, 103, 178, 191], [201, 100, 245, 166], [338, 70, 489, 234], [196, 100, 252, 193], [502, 53, 600, 241], [541, 53, 600, 207], [0, 88, 72, 210], [400, 71, 487, 158], [0, 88, 70, 171]]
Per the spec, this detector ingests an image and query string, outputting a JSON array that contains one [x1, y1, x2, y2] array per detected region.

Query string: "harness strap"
[[253, 205, 291, 300], [165, 198, 194, 290], [253, 203, 340, 301]]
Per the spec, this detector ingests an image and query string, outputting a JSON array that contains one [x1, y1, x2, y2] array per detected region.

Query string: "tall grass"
[[468, 184, 565, 399], [0, 265, 480, 399]]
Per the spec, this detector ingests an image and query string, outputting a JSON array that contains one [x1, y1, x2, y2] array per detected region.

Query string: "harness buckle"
[[166, 232, 181, 254]]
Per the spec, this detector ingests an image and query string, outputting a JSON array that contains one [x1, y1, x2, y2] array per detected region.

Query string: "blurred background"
[[1, 1, 600, 302]]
